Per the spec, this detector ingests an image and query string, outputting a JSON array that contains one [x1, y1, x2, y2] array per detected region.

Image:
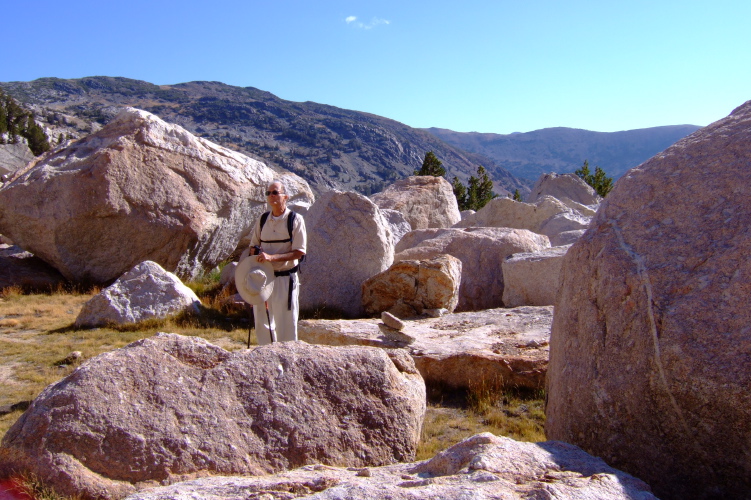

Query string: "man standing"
[[248, 180, 307, 344]]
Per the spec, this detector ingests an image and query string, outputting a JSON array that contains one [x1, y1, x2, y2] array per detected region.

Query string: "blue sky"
[[3, 0, 750, 134]]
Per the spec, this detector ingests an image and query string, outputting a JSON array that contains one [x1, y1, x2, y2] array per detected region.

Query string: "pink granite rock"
[[122, 433, 656, 500], [546, 100, 751, 499], [299, 190, 394, 318], [371, 175, 461, 230], [0, 333, 425, 500], [0, 108, 313, 283], [300, 306, 552, 391], [361, 254, 462, 317], [395, 227, 549, 311]]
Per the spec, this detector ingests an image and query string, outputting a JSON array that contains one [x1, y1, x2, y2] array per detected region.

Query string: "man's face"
[[266, 183, 287, 209]]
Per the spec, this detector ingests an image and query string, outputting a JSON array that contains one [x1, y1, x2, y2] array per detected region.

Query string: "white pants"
[[253, 273, 299, 345]]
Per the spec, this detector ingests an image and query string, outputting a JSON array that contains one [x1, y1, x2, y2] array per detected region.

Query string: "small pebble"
[[423, 308, 448, 318], [57, 351, 83, 366]]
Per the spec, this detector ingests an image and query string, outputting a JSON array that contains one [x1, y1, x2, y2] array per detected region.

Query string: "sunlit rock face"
[[0, 107, 313, 284], [546, 100, 751, 500]]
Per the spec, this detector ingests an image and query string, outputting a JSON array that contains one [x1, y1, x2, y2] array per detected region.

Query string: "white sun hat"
[[235, 257, 275, 305]]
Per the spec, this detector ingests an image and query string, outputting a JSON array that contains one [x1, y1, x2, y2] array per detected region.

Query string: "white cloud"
[[345, 16, 391, 30]]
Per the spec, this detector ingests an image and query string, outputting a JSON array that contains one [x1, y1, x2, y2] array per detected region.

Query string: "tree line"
[[0, 89, 51, 156], [415, 151, 614, 210], [415, 151, 497, 211]]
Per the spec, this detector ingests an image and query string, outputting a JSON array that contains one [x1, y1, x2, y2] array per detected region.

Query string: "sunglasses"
[[265, 190, 284, 196]]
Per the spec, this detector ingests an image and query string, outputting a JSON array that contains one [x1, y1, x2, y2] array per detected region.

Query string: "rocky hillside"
[[0, 77, 523, 195], [426, 124, 700, 181]]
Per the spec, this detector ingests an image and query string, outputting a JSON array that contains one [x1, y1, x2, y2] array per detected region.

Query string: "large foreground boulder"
[[546, 100, 751, 500], [361, 254, 462, 317], [370, 175, 461, 230], [74, 261, 201, 327], [299, 190, 394, 318], [0, 333, 425, 500], [0, 108, 313, 284], [395, 227, 549, 311], [123, 433, 656, 500], [300, 306, 552, 391]]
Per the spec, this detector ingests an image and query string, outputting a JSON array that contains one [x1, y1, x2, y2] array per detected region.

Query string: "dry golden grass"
[[0, 280, 251, 438], [0, 471, 82, 500], [416, 384, 545, 461]]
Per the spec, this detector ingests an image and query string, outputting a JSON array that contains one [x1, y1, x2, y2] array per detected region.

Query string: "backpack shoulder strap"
[[260, 211, 270, 231], [259, 210, 297, 244], [286, 210, 305, 266], [287, 210, 296, 239]]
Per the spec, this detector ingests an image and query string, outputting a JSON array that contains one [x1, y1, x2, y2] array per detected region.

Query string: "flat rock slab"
[[300, 306, 552, 390], [124, 432, 656, 500]]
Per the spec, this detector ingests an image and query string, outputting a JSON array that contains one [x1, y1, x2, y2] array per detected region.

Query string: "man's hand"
[[256, 250, 305, 263]]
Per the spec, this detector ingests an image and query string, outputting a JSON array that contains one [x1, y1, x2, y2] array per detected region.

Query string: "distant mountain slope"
[[425, 125, 701, 181], [0, 77, 523, 195]]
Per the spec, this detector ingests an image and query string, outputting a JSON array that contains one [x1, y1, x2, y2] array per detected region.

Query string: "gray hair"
[[267, 179, 286, 193]]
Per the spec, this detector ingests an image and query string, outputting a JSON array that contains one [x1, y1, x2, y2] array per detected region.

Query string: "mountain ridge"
[[424, 124, 701, 181], [0, 77, 523, 195], [1, 76, 700, 194]]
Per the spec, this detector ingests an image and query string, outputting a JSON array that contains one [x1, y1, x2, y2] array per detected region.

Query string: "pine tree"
[[452, 166, 497, 211], [3, 93, 26, 141], [575, 160, 592, 183], [512, 189, 522, 201], [590, 166, 613, 197], [0, 120, 6, 144], [0, 95, 7, 139], [22, 114, 51, 155], [575, 160, 613, 197], [452, 176, 468, 210], [467, 166, 496, 210], [0, 89, 50, 154], [415, 151, 446, 177]]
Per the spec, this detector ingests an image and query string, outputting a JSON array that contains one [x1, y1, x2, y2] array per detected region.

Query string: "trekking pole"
[[265, 301, 276, 343], [247, 304, 253, 349]]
